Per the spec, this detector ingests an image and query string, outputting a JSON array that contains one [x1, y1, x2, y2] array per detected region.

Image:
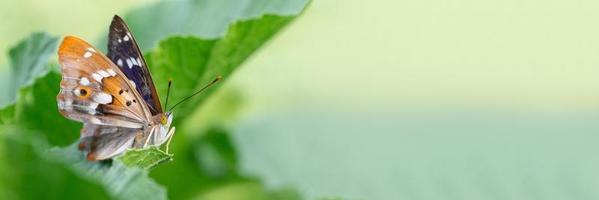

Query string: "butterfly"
[[56, 15, 217, 161]]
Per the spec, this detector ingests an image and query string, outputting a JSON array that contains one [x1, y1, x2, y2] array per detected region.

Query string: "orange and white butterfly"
[[58, 15, 220, 161], [57, 15, 176, 161], [56, 15, 189, 161]]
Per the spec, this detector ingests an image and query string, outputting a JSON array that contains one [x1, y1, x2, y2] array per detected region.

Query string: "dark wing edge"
[[107, 15, 163, 115]]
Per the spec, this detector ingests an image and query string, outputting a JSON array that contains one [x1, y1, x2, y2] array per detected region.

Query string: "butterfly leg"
[[143, 126, 156, 148], [165, 127, 176, 154]]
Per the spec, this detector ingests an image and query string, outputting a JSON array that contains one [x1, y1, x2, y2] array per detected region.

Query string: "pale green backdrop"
[[3, 0, 599, 199]]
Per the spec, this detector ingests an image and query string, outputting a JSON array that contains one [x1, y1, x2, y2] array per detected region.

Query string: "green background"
[[3, 0, 599, 199]]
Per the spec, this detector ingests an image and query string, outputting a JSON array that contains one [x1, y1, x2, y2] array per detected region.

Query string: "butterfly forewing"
[[107, 15, 163, 115], [57, 36, 151, 128]]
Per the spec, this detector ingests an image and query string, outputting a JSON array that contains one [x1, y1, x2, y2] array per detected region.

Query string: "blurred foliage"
[[150, 127, 302, 200], [48, 145, 168, 200], [0, 33, 80, 146], [146, 14, 295, 120], [7, 33, 58, 104], [193, 127, 238, 177], [0, 0, 310, 199], [0, 126, 111, 200], [102, 0, 307, 51], [9, 72, 81, 146]]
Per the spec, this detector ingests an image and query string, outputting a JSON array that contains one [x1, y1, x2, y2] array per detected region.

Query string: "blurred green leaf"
[[133, 1, 310, 198], [146, 14, 298, 121], [196, 181, 302, 200], [0, 33, 80, 146], [48, 145, 168, 200], [13, 72, 80, 146], [118, 147, 173, 170], [149, 127, 238, 200], [0, 104, 15, 124], [0, 127, 111, 200], [151, 127, 303, 200], [183, 87, 245, 132], [193, 127, 238, 178], [5, 32, 58, 106], [115, 0, 308, 51]]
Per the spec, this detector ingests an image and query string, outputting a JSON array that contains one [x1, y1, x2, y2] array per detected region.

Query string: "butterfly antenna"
[[168, 76, 222, 111], [164, 79, 173, 110]]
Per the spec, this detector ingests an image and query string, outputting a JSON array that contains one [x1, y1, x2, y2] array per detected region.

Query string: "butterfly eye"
[[160, 115, 167, 125]]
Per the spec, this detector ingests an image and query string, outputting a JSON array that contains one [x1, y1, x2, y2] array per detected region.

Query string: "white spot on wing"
[[129, 80, 136, 89], [126, 59, 133, 69], [130, 57, 138, 66], [83, 51, 92, 58], [93, 92, 113, 104], [91, 73, 103, 82], [117, 59, 123, 67], [97, 70, 110, 77], [89, 117, 102, 124], [137, 58, 142, 66], [124, 35, 130, 41], [86, 47, 96, 53], [118, 38, 122, 43], [88, 102, 99, 114], [59, 99, 73, 111], [79, 77, 90, 86], [107, 69, 117, 76], [57, 101, 66, 109]]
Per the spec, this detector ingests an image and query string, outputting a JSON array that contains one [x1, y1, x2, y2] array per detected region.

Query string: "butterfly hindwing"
[[107, 15, 162, 115], [57, 36, 151, 128], [78, 124, 141, 160]]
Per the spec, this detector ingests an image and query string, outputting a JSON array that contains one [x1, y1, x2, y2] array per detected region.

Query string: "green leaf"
[[196, 181, 302, 200], [0, 104, 15, 124], [48, 145, 168, 200], [149, 128, 233, 200], [193, 127, 239, 178], [140, 13, 310, 197], [131, 1, 311, 198], [146, 14, 298, 120], [118, 147, 173, 170], [5, 32, 59, 105], [0, 127, 111, 200], [12, 72, 80, 146], [150, 127, 303, 200], [117, 0, 309, 51], [0, 33, 79, 146]]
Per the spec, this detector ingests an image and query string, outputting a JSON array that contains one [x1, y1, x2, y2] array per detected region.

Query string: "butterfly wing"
[[57, 36, 153, 160], [58, 36, 152, 126], [78, 124, 142, 160], [107, 15, 163, 115]]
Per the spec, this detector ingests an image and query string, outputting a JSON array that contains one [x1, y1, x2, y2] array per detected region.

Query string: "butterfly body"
[[57, 16, 174, 161]]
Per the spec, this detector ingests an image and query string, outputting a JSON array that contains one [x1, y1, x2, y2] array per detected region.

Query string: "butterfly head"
[[160, 112, 173, 127], [154, 112, 175, 146]]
